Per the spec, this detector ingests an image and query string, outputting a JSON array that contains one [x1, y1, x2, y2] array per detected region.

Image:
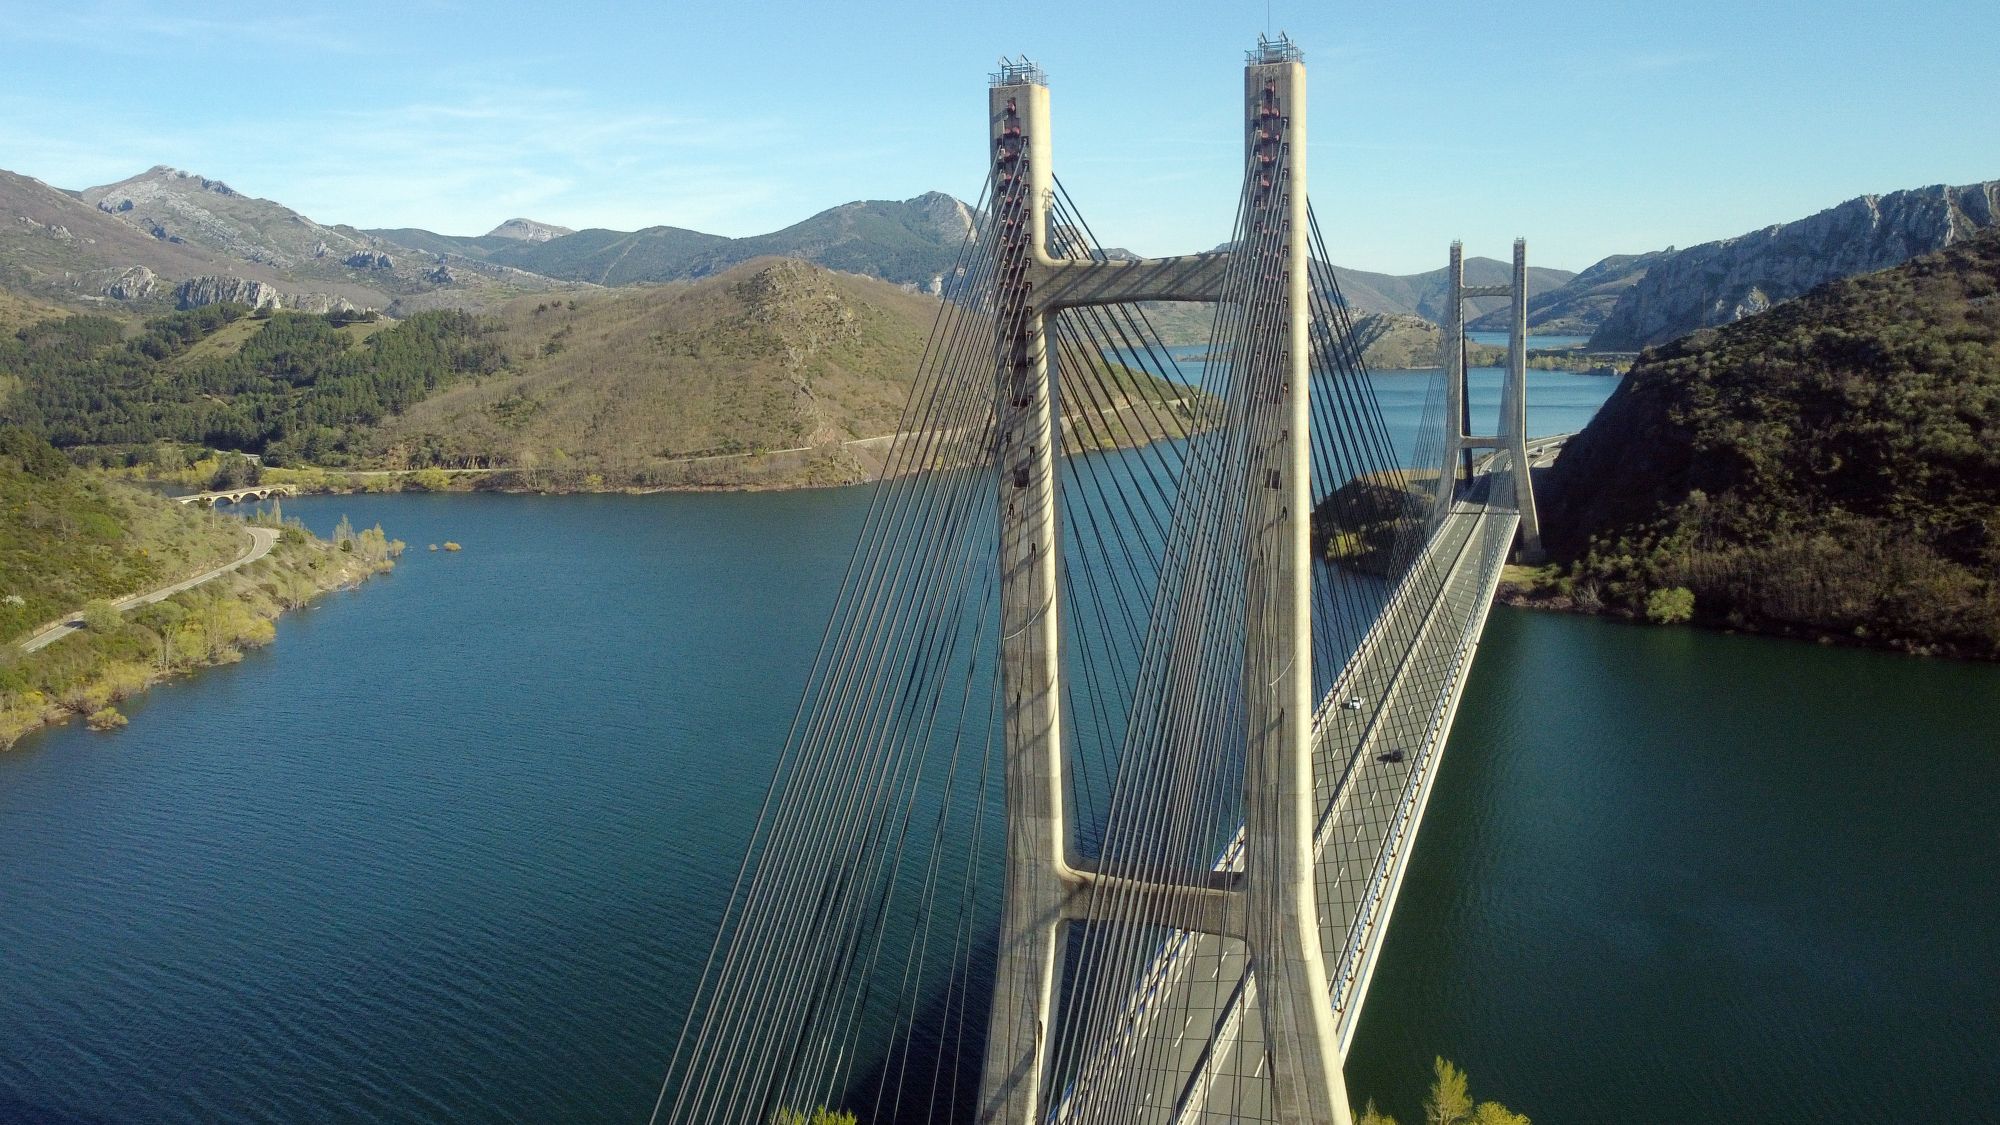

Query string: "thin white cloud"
[[0, 84, 808, 236], [1, 0, 357, 54]]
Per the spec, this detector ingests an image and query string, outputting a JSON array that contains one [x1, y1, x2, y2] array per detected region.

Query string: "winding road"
[[18, 526, 281, 654]]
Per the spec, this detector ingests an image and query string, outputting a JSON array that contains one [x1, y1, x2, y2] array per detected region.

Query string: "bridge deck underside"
[[1056, 495, 1518, 1125]]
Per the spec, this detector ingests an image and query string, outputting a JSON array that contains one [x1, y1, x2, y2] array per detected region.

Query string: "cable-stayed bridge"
[[654, 37, 1545, 1125]]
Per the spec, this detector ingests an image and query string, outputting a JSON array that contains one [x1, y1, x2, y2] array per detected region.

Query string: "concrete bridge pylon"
[[1435, 239, 1545, 562], [978, 36, 1351, 1125]]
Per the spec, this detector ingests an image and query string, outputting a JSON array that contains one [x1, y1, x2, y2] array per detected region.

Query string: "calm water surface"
[[3, 374, 1997, 1122]]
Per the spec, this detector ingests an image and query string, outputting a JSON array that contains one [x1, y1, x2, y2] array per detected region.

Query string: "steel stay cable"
[[674, 228, 1013, 1122], [717, 441, 1006, 1121], [651, 173, 1001, 1120], [1016, 199, 1248, 1104], [1056, 151, 1285, 1119], [660, 186, 1008, 1120], [809, 550, 1004, 1120], [1058, 242, 1266, 1123], [1040, 294, 1256, 1112]]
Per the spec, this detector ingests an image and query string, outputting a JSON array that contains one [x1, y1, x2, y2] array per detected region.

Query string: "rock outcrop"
[[174, 275, 280, 311], [345, 251, 394, 269], [101, 266, 159, 301], [285, 293, 361, 315], [1588, 181, 2000, 349], [910, 190, 977, 245]]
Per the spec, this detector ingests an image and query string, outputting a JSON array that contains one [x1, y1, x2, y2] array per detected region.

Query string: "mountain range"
[[3, 161, 1996, 357], [368, 192, 977, 290]]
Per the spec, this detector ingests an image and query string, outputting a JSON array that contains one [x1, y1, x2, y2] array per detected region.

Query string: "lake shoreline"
[[1495, 565, 1995, 663], [1, 524, 400, 752]]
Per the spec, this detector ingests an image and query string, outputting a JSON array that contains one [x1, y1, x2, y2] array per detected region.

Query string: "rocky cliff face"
[[1588, 181, 2000, 349], [80, 166, 371, 271], [910, 191, 976, 245], [174, 275, 281, 311], [63, 165, 571, 314], [170, 275, 358, 314]]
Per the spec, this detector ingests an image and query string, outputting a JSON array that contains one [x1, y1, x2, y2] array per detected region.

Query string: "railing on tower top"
[[990, 56, 1047, 87], [1249, 32, 1303, 64]]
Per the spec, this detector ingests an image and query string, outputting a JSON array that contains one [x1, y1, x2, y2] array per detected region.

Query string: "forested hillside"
[[0, 306, 502, 464], [1541, 229, 2000, 658]]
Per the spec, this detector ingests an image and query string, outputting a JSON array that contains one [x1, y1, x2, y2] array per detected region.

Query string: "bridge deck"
[[1055, 485, 1519, 1124]]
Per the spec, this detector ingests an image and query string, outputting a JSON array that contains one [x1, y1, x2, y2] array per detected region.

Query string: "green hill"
[[0, 427, 242, 643], [363, 257, 1194, 490], [1540, 229, 2000, 658], [0, 426, 403, 748], [362, 259, 938, 486]]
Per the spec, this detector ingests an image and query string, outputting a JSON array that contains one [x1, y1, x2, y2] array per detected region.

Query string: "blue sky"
[[2, 0, 1995, 273]]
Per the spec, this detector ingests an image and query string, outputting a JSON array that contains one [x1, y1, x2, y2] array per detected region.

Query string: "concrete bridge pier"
[[977, 41, 1354, 1125]]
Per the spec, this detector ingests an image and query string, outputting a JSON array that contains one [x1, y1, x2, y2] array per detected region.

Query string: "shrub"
[[82, 599, 123, 634], [86, 707, 127, 732], [1645, 586, 1695, 625], [769, 1109, 857, 1125]]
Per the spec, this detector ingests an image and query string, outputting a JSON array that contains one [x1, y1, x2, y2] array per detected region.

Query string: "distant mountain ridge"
[[1, 165, 568, 317], [369, 191, 979, 291], [1330, 257, 1576, 322], [1585, 180, 2000, 349], [1465, 250, 1667, 336], [7, 159, 1997, 360]]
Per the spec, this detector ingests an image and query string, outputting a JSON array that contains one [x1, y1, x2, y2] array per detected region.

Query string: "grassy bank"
[[2, 495, 403, 750]]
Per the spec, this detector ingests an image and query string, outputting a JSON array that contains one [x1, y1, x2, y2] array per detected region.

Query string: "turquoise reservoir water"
[[3, 371, 1996, 1121]]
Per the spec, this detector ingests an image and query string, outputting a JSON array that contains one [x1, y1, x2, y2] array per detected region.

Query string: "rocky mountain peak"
[[910, 191, 975, 240], [485, 218, 575, 243], [131, 165, 239, 196]]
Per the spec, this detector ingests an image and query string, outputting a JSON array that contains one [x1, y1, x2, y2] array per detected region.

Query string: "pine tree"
[[1425, 1057, 1473, 1125]]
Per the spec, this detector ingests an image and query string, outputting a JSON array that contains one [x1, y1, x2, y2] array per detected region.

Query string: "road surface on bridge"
[[19, 526, 280, 653], [1055, 479, 1520, 1123]]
